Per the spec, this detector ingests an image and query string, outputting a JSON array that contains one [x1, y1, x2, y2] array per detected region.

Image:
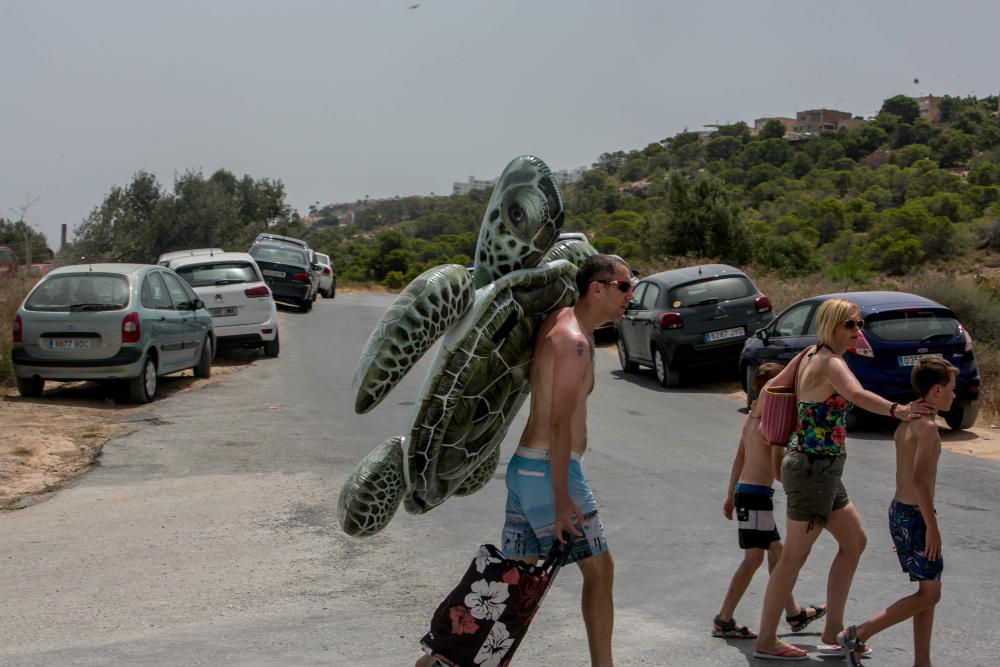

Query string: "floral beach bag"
[[420, 538, 573, 667], [758, 349, 808, 447]]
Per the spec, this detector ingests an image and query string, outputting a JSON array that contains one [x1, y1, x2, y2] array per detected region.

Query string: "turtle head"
[[473, 155, 564, 287]]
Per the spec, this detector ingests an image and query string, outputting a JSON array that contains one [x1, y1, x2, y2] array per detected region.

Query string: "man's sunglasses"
[[844, 319, 865, 330], [594, 279, 633, 293]]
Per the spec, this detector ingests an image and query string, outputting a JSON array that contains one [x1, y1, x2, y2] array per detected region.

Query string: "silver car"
[[12, 263, 215, 403]]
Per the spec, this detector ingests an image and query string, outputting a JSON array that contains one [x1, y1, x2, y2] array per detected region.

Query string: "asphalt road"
[[1, 292, 998, 666]]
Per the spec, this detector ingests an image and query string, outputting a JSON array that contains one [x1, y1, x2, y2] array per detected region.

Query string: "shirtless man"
[[501, 254, 632, 667], [838, 357, 954, 667]]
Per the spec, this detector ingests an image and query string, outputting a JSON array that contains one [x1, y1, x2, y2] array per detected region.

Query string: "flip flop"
[[786, 602, 827, 633], [752, 646, 809, 661]]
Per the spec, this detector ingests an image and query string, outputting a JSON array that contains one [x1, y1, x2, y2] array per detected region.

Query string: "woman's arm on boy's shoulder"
[[911, 417, 942, 561]]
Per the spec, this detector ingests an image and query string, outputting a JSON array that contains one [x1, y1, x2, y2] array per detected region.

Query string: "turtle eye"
[[508, 202, 525, 225]]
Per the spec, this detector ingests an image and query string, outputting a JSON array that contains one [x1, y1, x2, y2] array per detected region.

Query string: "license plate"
[[49, 338, 92, 349], [898, 353, 943, 367], [261, 269, 285, 278], [704, 326, 745, 343], [210, 307, 238, 317]]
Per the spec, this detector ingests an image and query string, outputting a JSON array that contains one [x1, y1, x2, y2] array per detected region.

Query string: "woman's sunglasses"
[[594, 279, 633, 293], [843, 319, 865, 330]]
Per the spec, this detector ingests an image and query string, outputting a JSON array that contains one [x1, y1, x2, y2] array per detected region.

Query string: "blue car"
[[739, 291, 980, 430]]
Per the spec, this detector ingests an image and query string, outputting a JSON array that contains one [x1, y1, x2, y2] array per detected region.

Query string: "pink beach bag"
[[758, 350, 807, 447]]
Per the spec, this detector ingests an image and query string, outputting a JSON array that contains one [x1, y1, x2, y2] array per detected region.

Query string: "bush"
[[383, 271, 406, 290]]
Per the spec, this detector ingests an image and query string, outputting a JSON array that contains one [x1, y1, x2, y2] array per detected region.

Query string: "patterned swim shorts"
[[735, 483, 780, 550], [889, 499, 943, 582]]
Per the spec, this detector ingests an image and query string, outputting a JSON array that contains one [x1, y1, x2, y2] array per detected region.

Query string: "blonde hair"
[[814, 298, 859, 348]]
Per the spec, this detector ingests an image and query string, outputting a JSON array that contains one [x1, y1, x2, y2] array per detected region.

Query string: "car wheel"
[[944, 399, 979, 430], [744, 364, 755, 410], [194, 337, 212, 378], [653, 346, 680, 388], [263, 331, 280, 358], [129, 355, 157, 403], [16, 376, 45, 398], [330, 283, 336, 299], [617, 337, 638, 373], [299, 298, 312, 313]]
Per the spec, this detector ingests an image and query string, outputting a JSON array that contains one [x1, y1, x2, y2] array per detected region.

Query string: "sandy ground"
[[3, 328, 998, 513]]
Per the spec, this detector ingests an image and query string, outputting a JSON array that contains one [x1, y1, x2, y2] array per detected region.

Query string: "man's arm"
[[723, 432, 745, 520], [911, 419, 942, 561], [548, 333, 587, 542]]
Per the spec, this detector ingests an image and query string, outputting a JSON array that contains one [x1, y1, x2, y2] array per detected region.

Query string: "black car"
[[739, 291, 981, 430], [616, 264, 774, 386], [248, 242, 318, 312]]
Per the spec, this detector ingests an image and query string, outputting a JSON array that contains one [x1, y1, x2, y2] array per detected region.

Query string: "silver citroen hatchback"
[[12, 263, 215, 403]]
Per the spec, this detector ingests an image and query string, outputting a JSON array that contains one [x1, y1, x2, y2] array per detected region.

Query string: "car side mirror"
[[756, 328, 769, 342], [311, 263, 321, 271], [192, 299, 205, 310]]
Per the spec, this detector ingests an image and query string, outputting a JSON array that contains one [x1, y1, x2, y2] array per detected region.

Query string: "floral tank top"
[[787, 394, 853, 456]]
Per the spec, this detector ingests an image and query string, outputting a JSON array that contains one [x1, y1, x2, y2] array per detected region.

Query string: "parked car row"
[[615, 263, 981, 431], [11, 233, 336, 404]]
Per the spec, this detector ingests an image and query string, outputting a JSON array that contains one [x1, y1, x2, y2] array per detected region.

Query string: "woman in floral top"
[[752, 298, 933, 661]]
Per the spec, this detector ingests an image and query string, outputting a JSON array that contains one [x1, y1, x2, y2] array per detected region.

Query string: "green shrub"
[[383, 271, 406, 290]]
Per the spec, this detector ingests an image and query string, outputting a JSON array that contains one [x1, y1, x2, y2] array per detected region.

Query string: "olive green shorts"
[[781, 451, 848, 528]]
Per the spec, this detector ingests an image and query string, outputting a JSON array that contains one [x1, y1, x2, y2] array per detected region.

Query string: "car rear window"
[[669, 276, 754, 307], [176, 262, 259, 287], [865, 309, 961, 342], [0, 247, 16, 262], [25, 274, 130, 311], [250, 245, 306, 266]]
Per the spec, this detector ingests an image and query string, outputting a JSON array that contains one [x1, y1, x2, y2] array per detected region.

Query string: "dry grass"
[[0, 277, 35, 386]]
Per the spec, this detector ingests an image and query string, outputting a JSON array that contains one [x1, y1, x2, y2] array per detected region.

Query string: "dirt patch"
[[719, 382, 1000, 461], [0, 348, 256, 511]]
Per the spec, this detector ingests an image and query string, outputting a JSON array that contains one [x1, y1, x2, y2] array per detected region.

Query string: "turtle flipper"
[[541, 237, 598, 265], [353, 265, 474, 414], [453, 445, 501, 497], [337, 436, 408, 537]]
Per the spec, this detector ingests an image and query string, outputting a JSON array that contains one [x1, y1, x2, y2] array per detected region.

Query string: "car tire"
[[299, 298, 312, 313], [653, 346, 680, 388], [944, 399, 979, 430], [744, 364, 756, 410], [129, 355, 157, 403], [16, 376, 45, 398], [263, 331, 280, 358], [617, 337, 638, 373], [194, 337, 212, 378], [330, 282, 336, 299]]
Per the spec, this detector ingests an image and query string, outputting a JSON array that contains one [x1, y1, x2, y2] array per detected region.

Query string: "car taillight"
[[322, 267, 331, 275], [755, 295, 772, 313], [659, 312, 683, 330], [851, 330, 873, 358], [12, 313, 22, 343], [122, 312, 140, 343], [244, 285, 270, 298], [291, 272, 310, 284], [961, 325, 974, 354]]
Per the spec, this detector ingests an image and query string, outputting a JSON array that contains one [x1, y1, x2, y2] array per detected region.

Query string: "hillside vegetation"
[[4, 93, 1000, 421]]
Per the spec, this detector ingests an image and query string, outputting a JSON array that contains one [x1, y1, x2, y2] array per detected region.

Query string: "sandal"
[[786, 602, 827, 633], [836, 625, 866, 666], [752, 645, 808, 661], [712, 614, 758, 639]]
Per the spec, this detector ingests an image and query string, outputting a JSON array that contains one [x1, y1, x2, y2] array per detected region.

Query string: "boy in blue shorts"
[[838, 357, 954, 667], [714, 363, 826, 640]]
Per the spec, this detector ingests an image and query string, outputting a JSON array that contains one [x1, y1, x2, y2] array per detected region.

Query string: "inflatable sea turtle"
[[338, 155, 597, 537]]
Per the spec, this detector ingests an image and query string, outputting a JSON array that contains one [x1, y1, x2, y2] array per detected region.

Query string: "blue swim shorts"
[[735, 483, 781, 550], [501, 446, 608, 564], [889, 499, 943, 582]]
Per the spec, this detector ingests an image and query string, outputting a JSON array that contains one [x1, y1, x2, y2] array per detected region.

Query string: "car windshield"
[[25, 274, 130, 311], [176, 261, 258, 286], [865, 309, 961, 342], [250, 245, 306, 266], [669, 276, 753, 307]]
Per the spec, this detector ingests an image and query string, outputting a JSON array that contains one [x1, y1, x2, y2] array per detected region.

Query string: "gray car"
[[12, 263, 215, 403], [615, 263, 774, 387]]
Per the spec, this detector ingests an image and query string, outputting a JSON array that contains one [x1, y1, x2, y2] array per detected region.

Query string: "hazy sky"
[[3, 0, 998, 249]]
